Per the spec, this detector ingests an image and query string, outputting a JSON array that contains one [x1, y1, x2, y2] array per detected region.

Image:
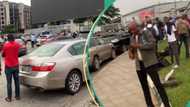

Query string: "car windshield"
[[29, 43, 64, 57], [42, 31, 50, 35], [40, 35, 48, 38]]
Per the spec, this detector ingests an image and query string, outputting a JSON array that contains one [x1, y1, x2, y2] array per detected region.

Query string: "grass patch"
[[158, 40, 190, 107]]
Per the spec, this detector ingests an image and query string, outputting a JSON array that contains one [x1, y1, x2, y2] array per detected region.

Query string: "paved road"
[[0, 74, 93, 107]]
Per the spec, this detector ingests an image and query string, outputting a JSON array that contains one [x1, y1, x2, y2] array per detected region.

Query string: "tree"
[[94, 6, 120, 25], [3, 24, 17, 33]]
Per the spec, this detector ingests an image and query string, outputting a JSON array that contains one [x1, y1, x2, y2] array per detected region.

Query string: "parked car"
[[0, 37, 4, 51], [100, 31, 131, 54], [54, 35, 74, 41], [36, 31, 56, 46], [37, 35, 74, 46], [89, 37, 116, 70], [47, 35, 74, 43], [19, 39, 115, 94], [15, 39, 27, 57]]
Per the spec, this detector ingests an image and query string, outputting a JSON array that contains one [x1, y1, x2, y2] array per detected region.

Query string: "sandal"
[[5, 97, 11, 102]]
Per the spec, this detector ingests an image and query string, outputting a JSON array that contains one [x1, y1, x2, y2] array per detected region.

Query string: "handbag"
[[128, 46, 137, 60]]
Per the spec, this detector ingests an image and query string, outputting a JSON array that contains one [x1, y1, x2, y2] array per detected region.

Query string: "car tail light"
[[32, 62, 56, 72]]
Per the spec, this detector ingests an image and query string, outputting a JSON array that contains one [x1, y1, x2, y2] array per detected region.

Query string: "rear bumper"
[[19, 72, 65, 90], [19, 73, 49, 89]]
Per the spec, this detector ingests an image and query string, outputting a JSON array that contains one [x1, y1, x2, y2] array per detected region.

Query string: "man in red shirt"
[[2, 34, 21, 102]]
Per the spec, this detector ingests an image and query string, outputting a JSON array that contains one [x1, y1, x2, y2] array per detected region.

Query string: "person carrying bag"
[[129, 23, 171, 107]]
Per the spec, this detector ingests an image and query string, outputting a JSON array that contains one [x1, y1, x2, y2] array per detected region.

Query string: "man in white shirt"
[[165, 20, 179, 68]]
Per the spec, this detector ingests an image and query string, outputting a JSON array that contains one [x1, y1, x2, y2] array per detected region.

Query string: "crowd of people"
[[129, 14, 190, 107]]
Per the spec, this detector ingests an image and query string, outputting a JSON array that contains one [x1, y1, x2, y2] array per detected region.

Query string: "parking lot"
[[0, 41, 116, 107], [0, 76, 93, 107], [0, 31, 131, 107]]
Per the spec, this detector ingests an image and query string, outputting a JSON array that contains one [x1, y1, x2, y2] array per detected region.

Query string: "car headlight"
[[111, 39, 119, 43]]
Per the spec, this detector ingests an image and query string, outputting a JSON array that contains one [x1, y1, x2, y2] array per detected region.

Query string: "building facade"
[[18, 3, 31, 31], [0, 1, 31, 32], [121, 1, 190, 27]]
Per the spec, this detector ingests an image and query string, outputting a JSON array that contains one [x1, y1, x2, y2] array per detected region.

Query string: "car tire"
[[111, 49, 116, 59], [93, 56, 101, 71], [122, 45, 128, 52], [65, 70, 83, 95]]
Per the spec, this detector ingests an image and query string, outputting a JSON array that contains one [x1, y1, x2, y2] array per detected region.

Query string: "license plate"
[[21, 65, 31, 72]]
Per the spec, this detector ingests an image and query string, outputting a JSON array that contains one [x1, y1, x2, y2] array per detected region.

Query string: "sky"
[[0, 0, 31, 5], [0, 0, 189, 14], [115, 0, 189, 14]]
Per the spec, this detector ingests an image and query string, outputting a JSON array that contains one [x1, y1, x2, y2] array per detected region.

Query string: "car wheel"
[[65, 70, 82, 95], [93, 56, 101, 71], [111, 49, 116, 59], [122, 45, 128, 52]]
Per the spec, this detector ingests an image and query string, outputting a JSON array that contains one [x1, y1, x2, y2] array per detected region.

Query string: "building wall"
[[0, 1, 31, 32], [0, 2, 5, 30], [3, 1, 10, 26], [9, 3, 19, 31], [121, 1, 189, 27], [18, 3, 31, 30]]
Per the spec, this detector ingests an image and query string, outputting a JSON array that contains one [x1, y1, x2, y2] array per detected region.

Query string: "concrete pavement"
[[93, 52, 147, 107], [0, 74, 92, 107]]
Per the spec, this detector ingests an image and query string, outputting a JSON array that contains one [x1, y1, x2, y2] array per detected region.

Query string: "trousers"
[[136, 61, 170, 107], [5, 66, 20, 99]]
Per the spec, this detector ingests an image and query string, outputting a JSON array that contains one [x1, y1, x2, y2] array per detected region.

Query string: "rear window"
[[29, 43, 64, 57], [42, 31, 50, 35], [40, 35, 47, 38]]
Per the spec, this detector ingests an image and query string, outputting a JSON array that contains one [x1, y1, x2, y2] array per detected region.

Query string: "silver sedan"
[[20, 39, 86, 94], [19, 39, 115, 94]]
